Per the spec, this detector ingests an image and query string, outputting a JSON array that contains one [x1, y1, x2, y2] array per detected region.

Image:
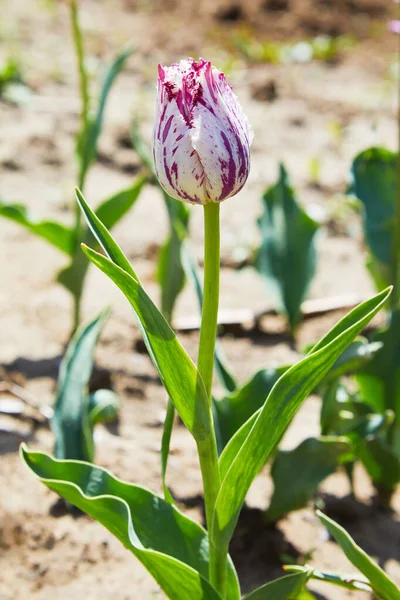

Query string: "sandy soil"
[[1, 0, 400, 598]]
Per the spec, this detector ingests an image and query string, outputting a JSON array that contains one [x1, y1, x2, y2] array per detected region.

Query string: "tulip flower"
[[153, 58, 253, 204]]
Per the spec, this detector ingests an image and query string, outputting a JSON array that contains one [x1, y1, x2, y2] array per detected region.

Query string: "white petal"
[[190, 64, 251, 202], [153, 87, 207, 204]]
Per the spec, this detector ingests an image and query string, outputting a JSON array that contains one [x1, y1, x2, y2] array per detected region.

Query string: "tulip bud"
[[152, 58, 253, 205]]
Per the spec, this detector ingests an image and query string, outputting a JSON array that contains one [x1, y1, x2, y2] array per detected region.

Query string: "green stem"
[[196, 202, 227, 597], [72, 292, 81, 336], [197, 203, 220, 399], [70, 0, 90, 229], [70, 1, 90, 134], [197, 430, 227, 596], [69, 1, 90, 334]]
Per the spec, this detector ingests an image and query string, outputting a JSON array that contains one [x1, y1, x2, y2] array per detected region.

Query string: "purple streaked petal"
[[153, 82, 208, 203], [153, 58, 252, 204], [190, 64, 252, 201]]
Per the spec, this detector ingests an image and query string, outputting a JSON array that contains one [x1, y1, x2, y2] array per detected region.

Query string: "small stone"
[[215, 3, 243, 21], [262, 0, 289, 11], [251, 79, 278, 103]]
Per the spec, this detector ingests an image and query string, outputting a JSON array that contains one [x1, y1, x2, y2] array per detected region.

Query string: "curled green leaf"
[[212, 287, 391, 547], [21, 447, 240, 600]]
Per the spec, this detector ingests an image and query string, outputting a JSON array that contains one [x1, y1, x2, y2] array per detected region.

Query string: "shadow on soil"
[[175, 497, 325, 597], [178, 492, 400, 597], [2, 354, 62, 380]]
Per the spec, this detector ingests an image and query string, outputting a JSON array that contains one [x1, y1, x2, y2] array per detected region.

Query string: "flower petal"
[[190, 62, 252, 202], [153, 74, 207, 204], [153, 58, 252, 205]]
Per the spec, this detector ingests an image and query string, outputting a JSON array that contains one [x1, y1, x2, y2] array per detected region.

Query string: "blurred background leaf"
[[265, 437, 350, 523], [52, 308, 114, 463], [255, 164, 320, 335]]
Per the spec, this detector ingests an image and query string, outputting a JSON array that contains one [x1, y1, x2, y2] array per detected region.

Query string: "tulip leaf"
[[161, 398, 175, 503], [157, 191, 190, 322], [285, 565, 372, 593], [215, 339, 380, 453], [58, 181, 144, 299], [214, 368, 284, 448], [76, 190, 211, 441], [212, 287, 391, 547], [219, 409, 260, 481], [21, 448, 241, 600], [76, 188, 138, 279], [77, 46, 134, 181], [82, 244, 210, 440], [357, 437, 400, 492], [255, 164, 319, 333], [265, 437, 351, 523], [52, 308, 111, 462], [317, 510, 400, 600], [348, 147, 397, 270], [321, 337, 383, 384], [0, 201, 74, 255], [242, 571, 311, 600]]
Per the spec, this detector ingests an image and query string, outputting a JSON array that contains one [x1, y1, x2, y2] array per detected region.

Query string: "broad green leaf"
[[52, 309, 110, 462], [76, 188, 218, 442], [0, 202, 74, 255], [88, 389, 119, 426], [161, 398, 175, 504], [242, 571, 311, 600], [356, 310, 400, 456], [321, 337, 382, 384], [348, 147, 396, 269], [81, 244, 211, 440], [21, 448, 240, 600], [255, 164, 319, 333], [78, 47, 134, 181], [214, 368, 284, 448], [317, 510, 400, 600], [58, 181, 144, 298], [219, 409, 261, 481], [212, 288, 391, 547], [355, 374, 386, 415], [357, 437, 400, 492], [320, 380, 392, 439], [76, 188, 138, 279], [216, 339, 380, 453], [265, 437, 350, 523]]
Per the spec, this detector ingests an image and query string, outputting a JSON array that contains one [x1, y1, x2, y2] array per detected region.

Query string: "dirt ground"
[[1, 0, 400, 598]]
